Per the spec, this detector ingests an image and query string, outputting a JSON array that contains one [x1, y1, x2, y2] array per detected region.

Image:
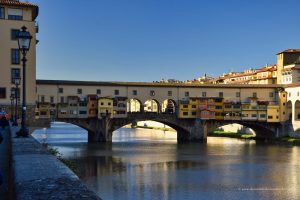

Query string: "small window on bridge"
[[59, 88, 63, 93], [132, 90, 137, 95], [168, 91, 172, 96], [268, 116, 273, 119], [115, 90, 119, 95], [97, 89, 101, 94], [150, 90, 155, 96], [183, 112, 188, 116], [185, 92, 189, 97]]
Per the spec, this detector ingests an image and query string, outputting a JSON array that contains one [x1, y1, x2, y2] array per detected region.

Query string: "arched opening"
[[295, 100, 300, 121], [161, 99, 176, 114], [210, 123, 256, 138], [127, 98, 142, 112], [112, 120, 177, 142], [144, 99, 160, 113], [287, 101, 292, 121], [32, 121, 88, 144]]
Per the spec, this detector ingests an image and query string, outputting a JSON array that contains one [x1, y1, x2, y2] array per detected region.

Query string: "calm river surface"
[[33, 122, 300, 200]]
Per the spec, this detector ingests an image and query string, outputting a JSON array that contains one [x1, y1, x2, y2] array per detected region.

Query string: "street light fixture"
[[16, 26, 32, 137], [13, 77, 21, 126], [10, 89, 15, 123]]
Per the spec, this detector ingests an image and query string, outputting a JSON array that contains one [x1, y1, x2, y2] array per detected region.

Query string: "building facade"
[[0, 0, 38, 121]]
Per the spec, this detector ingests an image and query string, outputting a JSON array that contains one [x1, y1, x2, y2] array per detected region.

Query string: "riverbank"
[[210, 130, 300, 146], [131, 125, 176, 132], [210, 130, 255, 139]]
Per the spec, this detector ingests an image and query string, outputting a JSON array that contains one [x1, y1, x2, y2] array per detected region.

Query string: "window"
[[192, 105, 196, 108], [269, 92, 274, 97], [0, 88, 6, 99], [96, 89, 101, 95], [192, 111, 196, 116], [289, 92, 291, 97], [202, 92, 206, 97], [11, 29, 20, 40], [79, 110, 87, 115], [60, 96, 64, 103], [115, 90, 119, 95], [41, 96, 45, 103], [8, 8, 23, 20], [251, 114, 257, 118], [253, 92, 257, 98], [11, 49, 20, 64], [77, 88, 82, 94], [168, 91, 172, 96], [219, 92, 223, 98], [268, 116, 273, 119], [0, 7, 4, 19], [11, 68, 20, 83], [183, 112, 188, 116], [58, 88, 63, 93], [50, 96, 54, 103], [150, 90, 155, 96], [183, 105, 188, 108], [216, 105, 222, 109], [108, 102, 111, 106], [132, 90, 137, 95], [260, 114, 266, 118], [185, 91, 189, 97], [100, 102, 104, 105]]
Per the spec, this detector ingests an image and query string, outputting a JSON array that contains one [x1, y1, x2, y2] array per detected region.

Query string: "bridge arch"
[[109, 113, 192, 142], [206, 121, 278, 139], [127, 98, 143, 112], [161, 99, 177, 114], [144, 99, 161, 113], [295, 100, 300, 121]]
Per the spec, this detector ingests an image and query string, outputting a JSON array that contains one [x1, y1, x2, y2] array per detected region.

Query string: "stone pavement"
[[11, 126, 102, 200]]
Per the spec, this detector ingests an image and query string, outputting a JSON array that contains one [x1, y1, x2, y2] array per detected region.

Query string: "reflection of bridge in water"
[[56, 112, 287, 143]]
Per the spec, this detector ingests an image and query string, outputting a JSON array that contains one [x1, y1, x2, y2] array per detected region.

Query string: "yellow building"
[[214, 98, 224, 120], [98, 97, 113, 118], [267, 105, 280, 123], [178, 99, 193, 118], [0, 0, 38, 119]]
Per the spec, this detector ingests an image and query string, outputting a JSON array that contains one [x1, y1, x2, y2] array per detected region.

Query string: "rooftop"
[[0, 0, 39, 20], [36, 79, 283, 89], [277, 49, 300, 55]]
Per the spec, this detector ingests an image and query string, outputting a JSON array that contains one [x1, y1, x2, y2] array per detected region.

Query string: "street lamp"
[[10, 89, 15, 122], [16, 26, 32, 137], [13, 77, 21, 126]]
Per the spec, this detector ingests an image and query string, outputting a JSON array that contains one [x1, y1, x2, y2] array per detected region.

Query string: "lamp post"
[[16, 26, 32, 137], [13, 77, 20, 126], [10, 90, 15, 123]]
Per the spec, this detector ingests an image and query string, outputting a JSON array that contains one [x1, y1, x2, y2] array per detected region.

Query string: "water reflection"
[[33, 123, 300, 200]]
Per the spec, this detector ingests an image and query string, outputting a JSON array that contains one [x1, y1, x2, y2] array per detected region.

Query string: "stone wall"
[[10, 126, 102, 200]]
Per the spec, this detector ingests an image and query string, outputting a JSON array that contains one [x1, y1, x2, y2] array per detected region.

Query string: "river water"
[[32, 122, 300, 200]]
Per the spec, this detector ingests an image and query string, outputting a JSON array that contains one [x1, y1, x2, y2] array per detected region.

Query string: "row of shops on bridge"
[[35, 93, 286, 123]]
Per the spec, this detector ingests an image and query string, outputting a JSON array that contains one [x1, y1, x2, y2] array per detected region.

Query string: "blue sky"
[[31, 0, 300, 82]]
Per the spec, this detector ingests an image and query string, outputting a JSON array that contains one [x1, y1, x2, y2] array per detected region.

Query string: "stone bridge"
[[55, 113, 288, 142]]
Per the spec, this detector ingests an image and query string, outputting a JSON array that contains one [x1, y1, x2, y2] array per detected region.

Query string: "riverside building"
[[0, 0, 38, 122]]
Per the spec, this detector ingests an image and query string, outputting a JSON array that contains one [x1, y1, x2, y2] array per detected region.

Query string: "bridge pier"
[[87, 117, 113, 143], [177, 119, 208, 143]]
